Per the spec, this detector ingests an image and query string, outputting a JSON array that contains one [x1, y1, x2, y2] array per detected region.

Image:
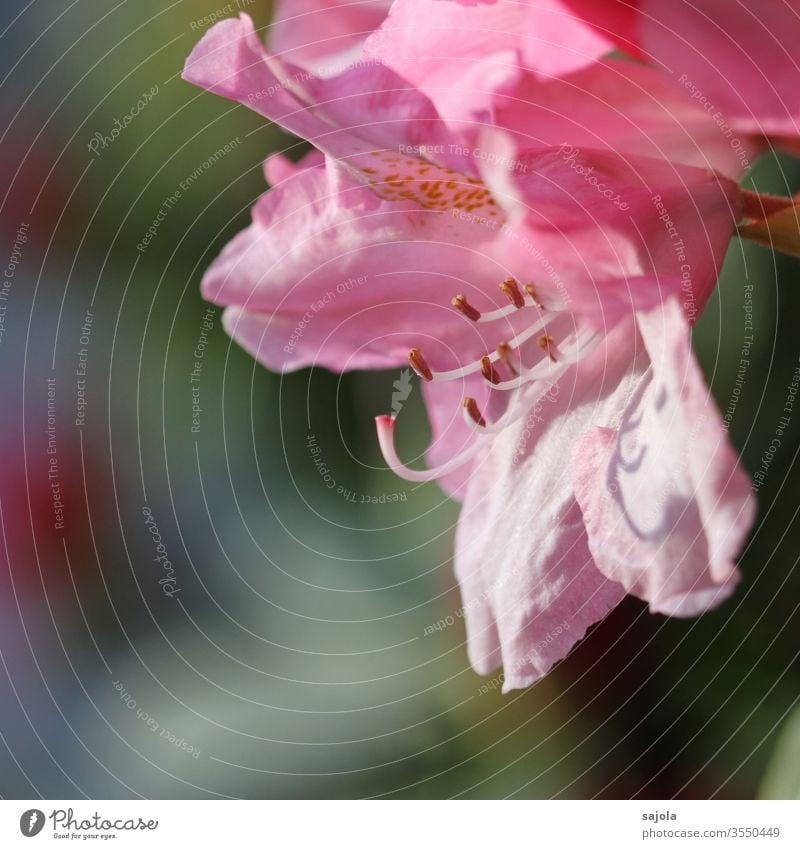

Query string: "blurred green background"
[[0, 0, 799, 799]]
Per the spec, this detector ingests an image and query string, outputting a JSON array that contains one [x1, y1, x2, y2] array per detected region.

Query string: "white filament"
[[476, 293, 542, 323], [487, 329, 601, 392], [430, 311, 558, 381], [375, 416, 483, 482]]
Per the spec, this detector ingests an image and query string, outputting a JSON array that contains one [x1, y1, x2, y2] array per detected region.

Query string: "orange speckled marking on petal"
[[356, 150, 498, 214]]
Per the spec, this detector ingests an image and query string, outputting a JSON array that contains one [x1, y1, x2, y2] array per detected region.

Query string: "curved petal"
[[639, 0, 800, 138], [433, 0, 630, 77], [183, 13, 460, 171], [454, 320, 644, 689], [368, 2, 753, 176], [478, 139, 743, 322], [268, 0, 391, 74], [204, 159, 534, 372], [495, 59, 757, 177], [571, 297, 756, 616], [517, 0, 634, 77], [363, 0, 525, 123], [263, 149, 325, 186]]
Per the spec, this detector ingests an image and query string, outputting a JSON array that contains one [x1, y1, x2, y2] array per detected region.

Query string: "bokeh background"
[[1, 0, 799, 799]]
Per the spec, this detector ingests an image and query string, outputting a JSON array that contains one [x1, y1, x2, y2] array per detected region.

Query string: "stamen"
[[463, 375, 567, 434], [496, 341, 518, 375], [375, 415, 482, 482], [489, 329, 601, 393], [500, 278, 525, 309], [427, 314, 555, 382], [408, 348, 433, 381], [475, 291, 543, 323], [463, 397, 487, 427], [382, 299, 602, 483], [525, 284, 545, 308], [539, 335, 557, 362], [480, 356, 501, 385], [452, 294, 482, 322]]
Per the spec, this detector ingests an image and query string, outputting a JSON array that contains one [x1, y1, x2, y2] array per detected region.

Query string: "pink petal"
[[363, 0, 526, 123], [367, 3, 750, 176], [479, 140, 743, 323], [522, 1, 614, 76], [268, 0, 391, 74], [183, 14, 458, 171], [495, 59, 757, 177], [434, 0, 629, 77], [639, 0, 800, 138], [454, 321, 644, 690], [572, 297, 756, 616], [203, 159, 531, 373], [263, 149, 325, 186]]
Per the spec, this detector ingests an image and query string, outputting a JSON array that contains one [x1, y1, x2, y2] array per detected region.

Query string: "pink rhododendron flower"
[[183, 11, 757, 689], [434, 0, 800, 139]]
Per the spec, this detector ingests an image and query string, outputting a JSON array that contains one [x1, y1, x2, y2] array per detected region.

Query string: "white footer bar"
[[1, 800, 798, 847]]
